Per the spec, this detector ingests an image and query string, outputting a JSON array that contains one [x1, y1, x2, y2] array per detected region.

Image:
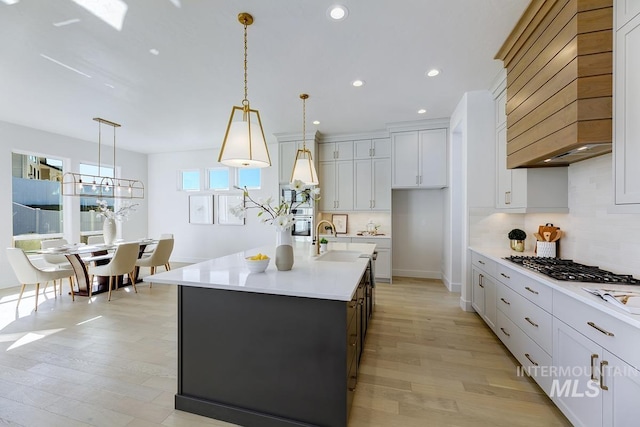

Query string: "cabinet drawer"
[[554, 290, 640, 370], [503, 285, 552, 354], [471, 252, 495, 276], [497, 310, 552, 396], [496, 264, 552, 312]]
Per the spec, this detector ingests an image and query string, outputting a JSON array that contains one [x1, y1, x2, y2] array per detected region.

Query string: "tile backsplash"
[[471, 154, 640, 278], [318, 212, 391, 235]]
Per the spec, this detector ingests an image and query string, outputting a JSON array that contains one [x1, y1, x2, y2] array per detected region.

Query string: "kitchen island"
[[145, 242, 376, 427]]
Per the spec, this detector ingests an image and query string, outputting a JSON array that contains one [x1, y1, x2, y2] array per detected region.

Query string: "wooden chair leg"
[[166, 262, 171, 271], [130, 271, 137, 293], [149, 266, 155, 288], [17, 284, 26, 307], [35, 283, 40, 311], [53, 279, 57, 299], [108, 276, 113, 301], [69, 276, 75, 302]]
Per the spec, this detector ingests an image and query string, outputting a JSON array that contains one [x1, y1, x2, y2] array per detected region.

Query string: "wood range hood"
[[495, 0, 613, 168]]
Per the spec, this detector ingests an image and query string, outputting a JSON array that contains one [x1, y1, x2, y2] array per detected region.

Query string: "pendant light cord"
[[243, 19, 248, 106], [302, 96, 307, 149]]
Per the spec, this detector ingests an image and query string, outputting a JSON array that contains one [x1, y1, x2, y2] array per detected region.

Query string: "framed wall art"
[[331, 214, 348, 234], [189, 194, 214, 224], [218, 193, 245, 225]]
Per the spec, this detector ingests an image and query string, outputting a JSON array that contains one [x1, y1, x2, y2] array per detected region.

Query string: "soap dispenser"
[[366, 220, 376, 235]]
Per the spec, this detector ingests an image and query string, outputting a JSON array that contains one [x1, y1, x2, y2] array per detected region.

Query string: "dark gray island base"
[[175, 269, 373, 427]]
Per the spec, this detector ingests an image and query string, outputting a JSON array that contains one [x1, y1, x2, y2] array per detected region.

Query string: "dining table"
[[37, 239, 156, 297]]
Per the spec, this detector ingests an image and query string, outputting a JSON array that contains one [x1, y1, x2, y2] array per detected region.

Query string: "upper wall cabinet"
[[495, 0, 613, 167], [614, 1, 640, 205], [391, 129, 447, 189], [319, 141, 353, 161], [493, 82, 569, 212], [354, 138, 392, 159]]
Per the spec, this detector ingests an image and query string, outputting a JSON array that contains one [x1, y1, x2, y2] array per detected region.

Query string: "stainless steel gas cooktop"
[[503, 256, 640, 284]]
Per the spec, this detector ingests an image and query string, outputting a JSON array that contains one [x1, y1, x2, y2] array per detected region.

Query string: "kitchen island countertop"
[[145, 241, 375, 301]]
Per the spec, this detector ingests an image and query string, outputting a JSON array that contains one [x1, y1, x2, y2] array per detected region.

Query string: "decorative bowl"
[[245, 257, 270, 273]]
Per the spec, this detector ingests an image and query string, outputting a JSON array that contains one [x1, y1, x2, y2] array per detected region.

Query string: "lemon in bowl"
[[245, 253, 270, 273]]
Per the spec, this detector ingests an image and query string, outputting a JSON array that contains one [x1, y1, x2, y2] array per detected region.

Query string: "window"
[[79, 163, 115, 234], [238, 168, 261, 189], [208, 168, 230, 190], [12, 152, 64, 241], [179, 170, 200, 191]]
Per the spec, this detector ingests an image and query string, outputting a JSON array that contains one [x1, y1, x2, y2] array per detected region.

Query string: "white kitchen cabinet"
[[354, 138, 391, 159], [353, 158, 391, 211], [471, 266, 497, 332], [355, 237, 391, 282], [319, 160, 353, 212], [319, 141, 353, 161], [616, 0, 640, 28], [493, 87, 569, 212], [614, 10, 640, 205], [391, 129, 447, 189], [552, 289, 640, 427]]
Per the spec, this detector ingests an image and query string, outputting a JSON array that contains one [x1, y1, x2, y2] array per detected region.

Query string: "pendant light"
[[218, 12, 271, 168], [290, 93, 319, 185], [61, 118, 144, 199]]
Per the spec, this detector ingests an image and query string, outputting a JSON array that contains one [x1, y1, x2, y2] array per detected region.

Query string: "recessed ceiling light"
[[313, 120, 320, 125], [53, 18, 80, 27], [328, 5, 348, 21], [352, 80, 364, 87], [149, 48, 159, 55], [426, 69, 440, 77], [417, 109, 426, 114], [104, 83, 115, 88], [0, 0, 20, 5]]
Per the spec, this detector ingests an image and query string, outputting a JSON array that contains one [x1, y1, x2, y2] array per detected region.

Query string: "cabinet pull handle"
[[600, 361, 609, 390], [349, 334, 357, 347], [590, 354, 598, 381], [372, 148, 375, 157], [587, 321, 615, 337], [349, 301, 357, 308], [500, 273, 511, 279], [505, 191, 511, 205], [478, 273, 484, 288], [524, 286, 538, 295], [478, 260, 485, 265], [419, 175, 422, 184], [524, 353, 539, 366], [500, 297, 510, 305], [348, 375, 357, 391], [500, 327, 510, 337], [525, 317, 539, 328]]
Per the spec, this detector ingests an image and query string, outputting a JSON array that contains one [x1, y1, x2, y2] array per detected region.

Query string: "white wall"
[[447, 90, 496, 309], [391, 189, 444, 279], [147, 143, 280, 263], [0, 120, 148, 288]]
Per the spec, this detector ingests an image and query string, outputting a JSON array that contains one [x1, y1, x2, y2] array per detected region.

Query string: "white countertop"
[[470, 246, 640, 328], [145, 241, 376, 301]]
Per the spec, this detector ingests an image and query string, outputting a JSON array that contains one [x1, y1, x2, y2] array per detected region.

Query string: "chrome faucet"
[[315, 220, 337, 255]]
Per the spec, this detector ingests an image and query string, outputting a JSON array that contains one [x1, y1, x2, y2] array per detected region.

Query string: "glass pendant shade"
[[218, 105, 271, 168], [291, 148, 318, 185]]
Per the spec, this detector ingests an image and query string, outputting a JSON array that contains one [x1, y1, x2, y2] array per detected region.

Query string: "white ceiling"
[[0, 0, 528, 154]]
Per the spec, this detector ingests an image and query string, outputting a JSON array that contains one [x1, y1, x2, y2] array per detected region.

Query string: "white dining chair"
[[6, 248, 76, 311], [136, 238, 174, 286], [40, 239, 75, 295], [89, 242, 140, 301]]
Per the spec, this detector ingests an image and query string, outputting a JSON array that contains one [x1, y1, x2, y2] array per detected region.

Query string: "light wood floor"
[[0, 275, 570, 426]]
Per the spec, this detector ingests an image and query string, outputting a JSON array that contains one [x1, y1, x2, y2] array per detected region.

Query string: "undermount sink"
[[314, 250, 363, 262]]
